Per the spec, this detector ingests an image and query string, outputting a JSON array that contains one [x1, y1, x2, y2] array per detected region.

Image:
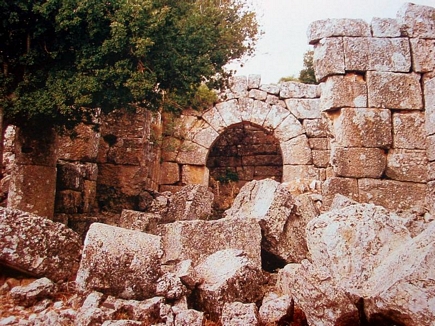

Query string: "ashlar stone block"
[[280, 135, 313, 165], [202, 107, 227, 133], [343, 37, 370, 71], [367, 71, 423, 110], [250, 100, 271, 127], [176, 141, 208, 165], [368, 38, 411, 72], [370, 18, 401, 37], [427, 181, 435, 214], [428, 134, 435, 161], [216, 99, 242, 127], [273, 113, 304, 142], [248, 74, 261, 89], [279, 82, 320, 99], [159, 162, 180, 185], [248, 89, 268, 100], [386, 149, 427, 183], [229, 75, 248, 98], [425, 77, 435, 136], [285, 99, 321, 119], [392, 111, 426, 149], [238, 97, 255, 122], [410, 38, 435, 73], [303, 118, 330, 138], [321, 177, 359, 208], [331, 146, 386, 178], [313, 38, 345, 82], [307, 18, 371, 44], [191, 123, 219, 149], [333, 108, 392, 149], [259, 84, 280, 95], [181, 165, 209, 185], [263, 105, 291, 131], [397, 3, 435, 38], [320, 74, 367, 111], [358, 178, 427, 211]]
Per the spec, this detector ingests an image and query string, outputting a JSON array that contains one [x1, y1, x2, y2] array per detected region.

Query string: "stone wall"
[[160, 2, 435, 214]]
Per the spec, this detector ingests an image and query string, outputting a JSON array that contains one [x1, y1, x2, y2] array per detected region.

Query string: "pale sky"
[[226, 0, 435, 84]]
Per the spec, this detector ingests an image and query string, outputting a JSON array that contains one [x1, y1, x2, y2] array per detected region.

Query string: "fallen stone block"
[[220, 301, 260, 326], [194, 249, 265, 321], [0, 207, 82, 282], [173, 308, 204, 326], [258, 292, 292, 325], [10, 277, 56, 307], [76, 223, 163, 300], [158, 217, 262, 267]]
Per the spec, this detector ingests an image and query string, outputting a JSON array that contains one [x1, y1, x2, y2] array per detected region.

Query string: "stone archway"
[[206, 121, 283, 213]]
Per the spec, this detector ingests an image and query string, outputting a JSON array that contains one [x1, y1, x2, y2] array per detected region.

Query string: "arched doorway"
[[206, 122, 283, 215]]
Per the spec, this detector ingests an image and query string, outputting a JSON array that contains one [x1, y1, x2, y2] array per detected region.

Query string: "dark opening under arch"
[[206, 122, 283, 215]]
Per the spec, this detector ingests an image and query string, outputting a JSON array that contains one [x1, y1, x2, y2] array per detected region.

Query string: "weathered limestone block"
[[76, 223, 163, 300], [321, 177, 359, 208], [0, 207, 82, 282], [278, 261, 357, 326], [215, 99, 242, 127], [330, 193, 359, 210], [397, 2, 435, 38], [320, 74, 367, 111], [156, 272, 186, 301], [8, 165, 57, 218], [229, 75, 248, 98], [312, 149, 330, 168], [14, 127, 57, 167], [55, 190, 83, 214], [164, 184, 213, 222], [279, 204, 416, 326], [158, 217, 262, 266], [393, 111, 426, 149], [238, 97, 255, 122], [221, 302, 260, 326], [259, 84, 280, 95], [307, 18, 370, 44], [248, 89, 267, 100], [367, 71, 423, 110], [331, 146, 386, 178], [106, 138, 150, 166], [369, 37, 411, 72], [303, 118, 329, 138], [308, 138, 330, 150], [282, 165, 319, 192], [189, 123, 219, 149], [161, 137, 181, 162], [273, 113, 304, 142], [343, 37, 369, 71], [176, 141, 208, 165], [428, 181, 435, 214], [248, 74, 261, 89], [263, 105, 291, 131], [410, 38, 435, 72], [119, 210, 161, 233], [429, 162, 435, 181], [181, 165, 209, 185], [201, 106, 227, 133], [266, 94, 286, 107], [285, 99, 321, 119], [425, 77, 435, 136], [332, 108, 392, 148], [174, 309, 204, 326], [98, 164, 150, 197], [101, 107, 155, 138], [386, 149, 427, 182], [57, 123, 100, 161], [279, 82, 320, 99], [370, 17, 401, 37], [428, 135, 435, 161], [258, 293, 292, 325], [250, 100, 271, 126], [194, 249, 265, 321], [361, 221, 435, 325], [313, 38, 345, 81], [10, 277, 56, 307], [159, 161, 179, 185], [280, 135, 312, 165], [358, 178, 427, 211]]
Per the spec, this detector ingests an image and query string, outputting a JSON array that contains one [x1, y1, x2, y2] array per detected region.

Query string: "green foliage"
[[278, 75, 299, 83], [298, 50, 318, 84], [0, 0, 259, 128], [216, 168, 239, 184]]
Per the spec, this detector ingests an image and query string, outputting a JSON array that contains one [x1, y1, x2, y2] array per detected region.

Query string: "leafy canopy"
[[0, 0, 259, 127]]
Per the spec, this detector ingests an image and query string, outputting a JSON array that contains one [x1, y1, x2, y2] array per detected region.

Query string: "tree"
[[278, 75, 299, 83], [298, 50, 317, 84], [0, 0, 259, 171]]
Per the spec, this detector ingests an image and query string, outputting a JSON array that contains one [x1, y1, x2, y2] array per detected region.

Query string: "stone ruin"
[[1, 2, 435, 326]]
